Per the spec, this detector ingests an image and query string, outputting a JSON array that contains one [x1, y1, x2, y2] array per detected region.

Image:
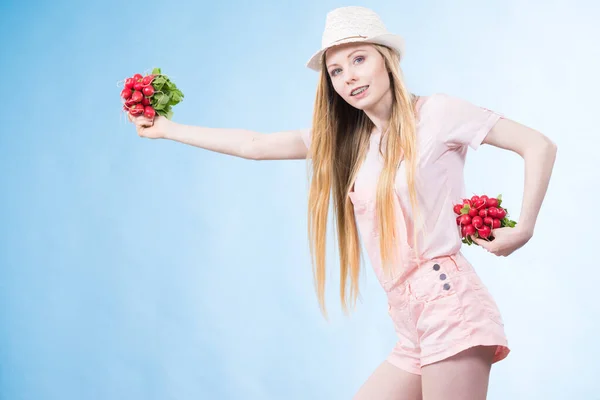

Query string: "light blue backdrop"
[[1, 0, 598, 399]]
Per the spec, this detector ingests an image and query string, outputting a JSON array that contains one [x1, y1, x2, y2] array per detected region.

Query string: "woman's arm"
[[129, 114, 309, 160], [473, 117, 557, 256], [482, 117, 558, 237], [164, 123, 309, 160]]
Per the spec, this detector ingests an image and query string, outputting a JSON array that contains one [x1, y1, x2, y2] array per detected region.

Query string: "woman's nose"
[[345, 71, 358, 85]]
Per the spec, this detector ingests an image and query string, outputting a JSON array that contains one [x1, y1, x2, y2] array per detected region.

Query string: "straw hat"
[[306, 6, 406, 72]]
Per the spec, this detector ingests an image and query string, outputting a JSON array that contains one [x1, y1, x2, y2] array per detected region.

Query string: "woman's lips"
[[350, 85, 369, 98]]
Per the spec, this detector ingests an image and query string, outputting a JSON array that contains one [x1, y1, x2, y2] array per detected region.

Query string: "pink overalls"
[[303, 92, 510, 374]]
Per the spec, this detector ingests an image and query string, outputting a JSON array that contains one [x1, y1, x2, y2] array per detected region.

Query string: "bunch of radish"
[[120, 67, 184, 120], [454, 194, 517, 245]]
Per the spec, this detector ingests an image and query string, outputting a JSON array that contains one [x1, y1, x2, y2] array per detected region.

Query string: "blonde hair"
[[305, 44, 424, 318]]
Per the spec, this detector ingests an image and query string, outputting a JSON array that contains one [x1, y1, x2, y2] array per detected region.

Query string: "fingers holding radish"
[[136, 115, 171, 139], [131, 114, 153, 128]]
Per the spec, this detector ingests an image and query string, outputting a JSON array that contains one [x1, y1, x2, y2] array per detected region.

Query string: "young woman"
[[128, 6, 557, 400]]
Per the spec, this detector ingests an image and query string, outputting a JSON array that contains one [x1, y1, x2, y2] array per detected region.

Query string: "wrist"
[[162, 120, 180, 140], [516, 223, 534, 240]]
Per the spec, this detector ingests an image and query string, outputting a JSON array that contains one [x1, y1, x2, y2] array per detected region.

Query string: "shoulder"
[[418, 92, 497, 124], [422, 93, 503, 150], [419, 92, 457, 111], [422, 92, 497, 113], [414, 92, 452, 118]]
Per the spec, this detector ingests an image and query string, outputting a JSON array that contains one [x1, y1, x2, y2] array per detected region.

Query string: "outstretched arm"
[[165, 123, 310, 160], [129, 114, 310, 160]]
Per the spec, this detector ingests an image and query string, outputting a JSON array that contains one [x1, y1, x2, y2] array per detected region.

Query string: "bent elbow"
[[545, 138, 558, 156]]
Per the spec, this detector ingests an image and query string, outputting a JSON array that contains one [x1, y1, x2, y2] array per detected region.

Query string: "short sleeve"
[[301, 128, 312, 149], [435, 93, 503, 151]]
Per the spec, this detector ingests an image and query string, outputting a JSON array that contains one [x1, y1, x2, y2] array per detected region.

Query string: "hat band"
[[333, 34, 367, 42], [328, 34, 368, 45]]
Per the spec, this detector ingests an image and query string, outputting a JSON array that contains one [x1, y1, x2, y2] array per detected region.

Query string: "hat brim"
[[305, 34, 405, 72]]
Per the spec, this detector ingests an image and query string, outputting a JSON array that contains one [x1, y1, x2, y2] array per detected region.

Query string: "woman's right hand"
[[127, 113, 171, 139]]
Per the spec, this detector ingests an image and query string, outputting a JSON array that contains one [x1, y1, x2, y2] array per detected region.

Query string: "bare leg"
[[421, 345, 496, 400], [353, 360, 422, 400]]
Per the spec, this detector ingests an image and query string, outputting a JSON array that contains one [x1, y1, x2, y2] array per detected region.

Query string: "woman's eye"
[[330, 58, 363, 76]]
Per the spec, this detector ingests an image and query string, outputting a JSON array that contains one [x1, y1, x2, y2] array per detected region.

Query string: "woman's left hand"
[[472, 226, 533, 257]]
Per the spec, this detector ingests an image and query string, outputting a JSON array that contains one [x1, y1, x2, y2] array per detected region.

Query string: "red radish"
[[488, 207, 499, 219], [142, 75, 154, 85], [129, 103, 144, 116], [458, 214, 472, 226], [464, 224, 476, 236], [120, 88, 132, 99], [131, 91, 144, 103], [120, 68, 183, 121], [454, 193, 517, 247], [125, 78, 135, 89], [144, 106, 156, 119], [478, 225, 492, 239], [142, 85, 155, 96], [496, 208, 507, 219], [474, 199, 486, 209], [487, 198, 499, 208]]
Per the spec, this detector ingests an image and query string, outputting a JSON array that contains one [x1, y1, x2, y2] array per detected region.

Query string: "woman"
[[129, 6, 557, 400]]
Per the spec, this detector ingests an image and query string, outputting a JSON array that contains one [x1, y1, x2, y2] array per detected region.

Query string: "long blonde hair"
[[306, 44, 423, 318]]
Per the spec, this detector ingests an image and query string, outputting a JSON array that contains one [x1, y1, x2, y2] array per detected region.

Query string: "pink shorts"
[[385, 252, 510, 375]]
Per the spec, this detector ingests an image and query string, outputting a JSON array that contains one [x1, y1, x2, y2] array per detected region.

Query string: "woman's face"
[[324, 43, 391, 111]]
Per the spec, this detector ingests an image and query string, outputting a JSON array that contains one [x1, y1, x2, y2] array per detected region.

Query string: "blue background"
[[1, 0, 598, 398]]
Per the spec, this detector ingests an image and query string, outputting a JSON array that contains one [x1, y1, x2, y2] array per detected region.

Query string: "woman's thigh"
[[353, 360, 422, 400], [421, 345, 496, 400]]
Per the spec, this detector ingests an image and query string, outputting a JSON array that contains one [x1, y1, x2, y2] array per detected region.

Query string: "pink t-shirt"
[[302, 93, 503, 289]]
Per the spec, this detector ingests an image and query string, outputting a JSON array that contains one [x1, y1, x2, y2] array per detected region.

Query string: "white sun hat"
[[306, 6, 406, 72]]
